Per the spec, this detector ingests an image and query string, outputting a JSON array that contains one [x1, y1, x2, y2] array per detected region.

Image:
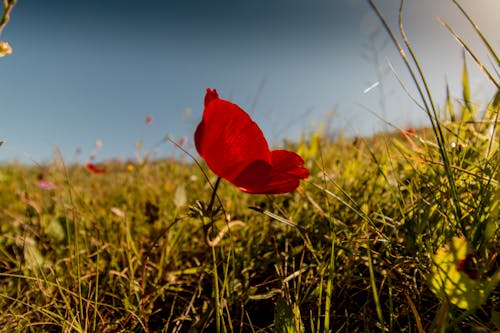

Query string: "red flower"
[[194, 88, 309, 194], [85, 162, 106, 174], [406, 127, 416, 135]]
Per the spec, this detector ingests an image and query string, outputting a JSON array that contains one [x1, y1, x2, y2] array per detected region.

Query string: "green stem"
[[323, 239, 335, 332], [366, 243, 385, 330], [212, 245, 221, 332], [207, 176, 221, 217]]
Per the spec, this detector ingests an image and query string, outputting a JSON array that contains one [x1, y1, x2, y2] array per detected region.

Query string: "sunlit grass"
[[0, 87, 497, 331]]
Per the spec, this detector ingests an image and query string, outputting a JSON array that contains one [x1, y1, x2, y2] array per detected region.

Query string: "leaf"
[[492, 310, 500, 329], [491, 89, 500, 109], [274, 296, 297, 333], [111, 207, 126, 219], [45, 218, 66, 243], [484, 188, 499, 242], [429, 237, 500, 310], [23, 236, 47, 271], [173, 184, 187, 208], [461, 52, 474, 118], [297, 125, 322, 160], [445, 83, 455, 122]]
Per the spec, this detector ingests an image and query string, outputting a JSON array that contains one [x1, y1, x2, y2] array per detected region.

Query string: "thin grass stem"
[[452, 0, 500, 66], [437, 17, 500, 90]]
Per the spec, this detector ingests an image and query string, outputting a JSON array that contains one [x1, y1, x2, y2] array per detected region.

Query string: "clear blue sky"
[[0, 0, 498, 163]]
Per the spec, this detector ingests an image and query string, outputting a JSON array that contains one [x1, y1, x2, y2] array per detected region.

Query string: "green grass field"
[[0, 92, 498, 332], [1, 1, 499, 332]]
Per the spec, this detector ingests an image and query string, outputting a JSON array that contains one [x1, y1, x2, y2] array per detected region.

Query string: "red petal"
[[252, 150, 307, 194], [271, 150, 309, 177], [195, 89, 270, 182], [86, 162, 106, 174], [204, 88, 219, 107], [233, 151, 308, 194], [235, 168, 301, 194], [232, 159, 273, 192]]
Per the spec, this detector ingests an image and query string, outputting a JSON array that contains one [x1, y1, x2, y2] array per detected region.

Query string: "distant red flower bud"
[[85, 162, 106, 174], [177, 136, 187, 147], [194, 88, 309, 194]]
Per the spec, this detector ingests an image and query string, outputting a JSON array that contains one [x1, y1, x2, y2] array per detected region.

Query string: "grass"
[[0, 1, 499, 332], [0, 95, 498, 332]]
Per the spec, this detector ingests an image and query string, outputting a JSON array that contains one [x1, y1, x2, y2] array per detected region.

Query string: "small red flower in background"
[[406, 127, 416, 135], [145, 115, 153, 125], [176, 135, 187, 147], [85, 162, 106, 174], [194, 88, 309, 194]]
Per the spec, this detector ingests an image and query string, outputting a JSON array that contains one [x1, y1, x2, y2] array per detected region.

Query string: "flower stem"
[[207, 176, 221, 217]]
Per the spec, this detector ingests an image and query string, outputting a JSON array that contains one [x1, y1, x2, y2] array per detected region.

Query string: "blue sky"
[[0, 0, 498, 163]]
